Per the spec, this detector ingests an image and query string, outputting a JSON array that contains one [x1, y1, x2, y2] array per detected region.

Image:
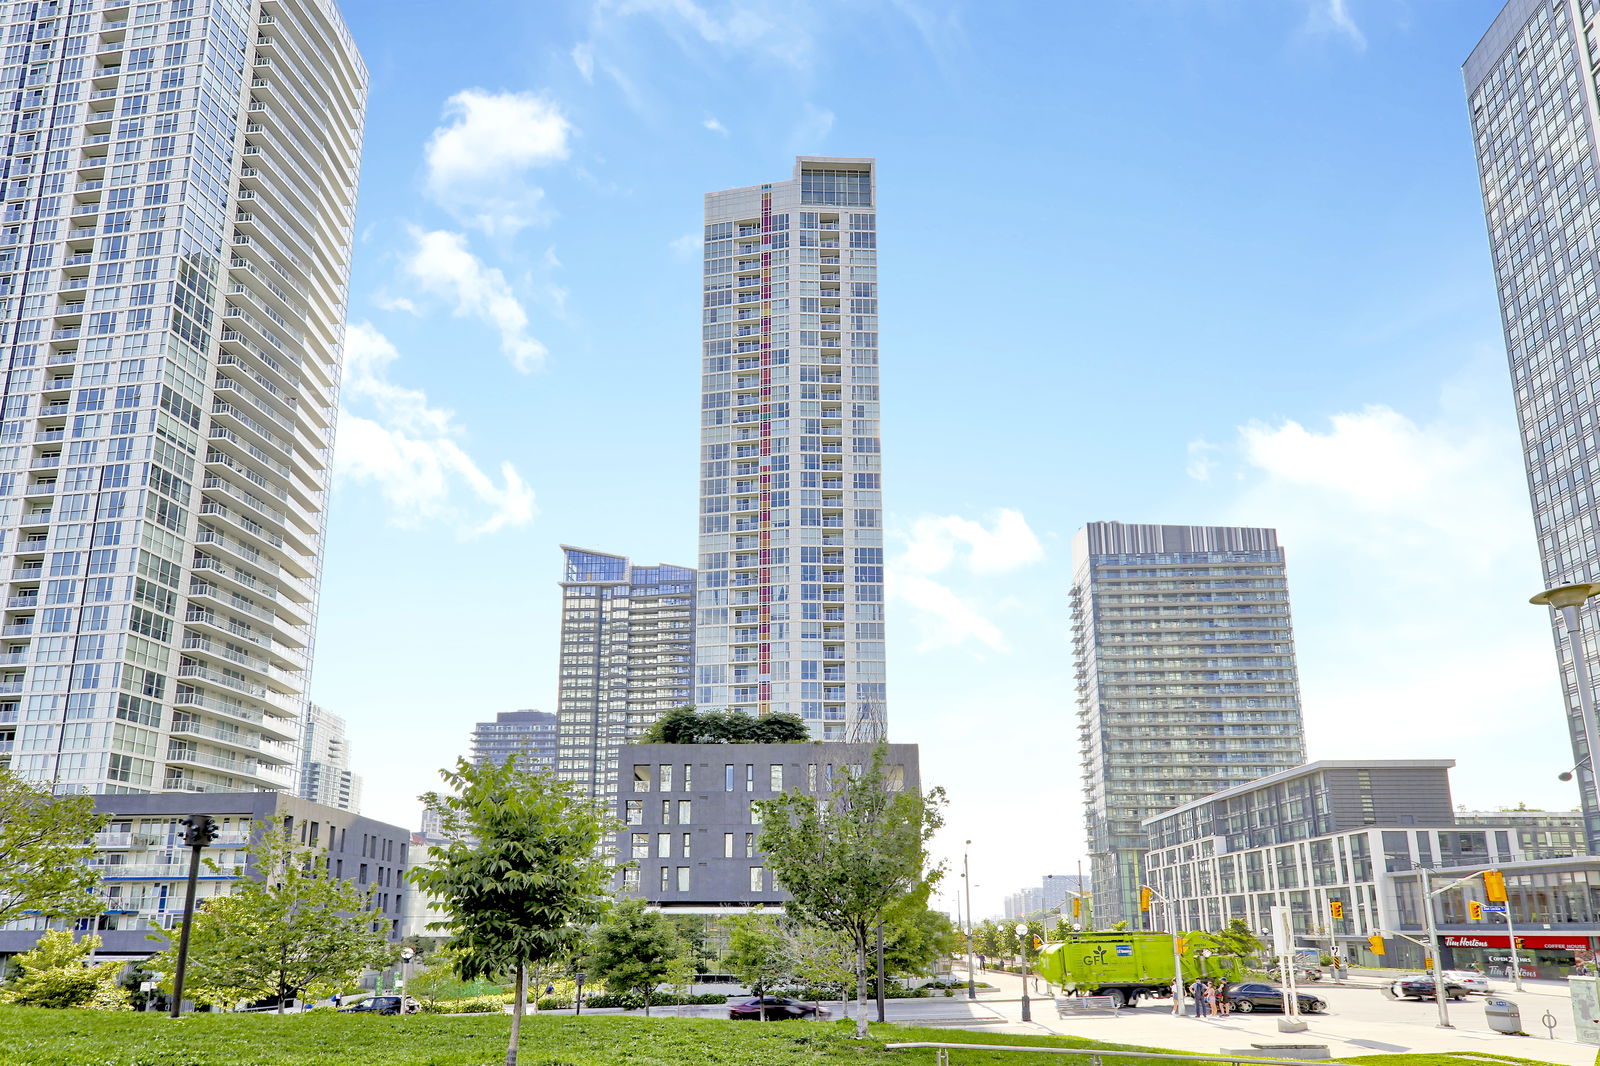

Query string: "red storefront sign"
[[1443, 934, 1594, 950]]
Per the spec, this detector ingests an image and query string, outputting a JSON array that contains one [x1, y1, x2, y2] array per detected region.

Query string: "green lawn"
[[0, 1008, 1578, 1066]]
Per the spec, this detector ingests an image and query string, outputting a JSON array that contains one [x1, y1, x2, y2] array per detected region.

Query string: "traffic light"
[[1032, 935, 1043, 952], [1176, 936, 1189, 955], [1329, 901, 1344, 920], [1072, 896, 1082, 918], [1468, 900, 1484, 921], [180, 814, 217, 848], [1367, 935, 1386, 956], [1483, 870, 1507, 902], [1139, 887, 1153, 912]]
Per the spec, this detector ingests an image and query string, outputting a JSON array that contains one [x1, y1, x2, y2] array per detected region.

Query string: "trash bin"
[[1484, 997, 1521, 1034]]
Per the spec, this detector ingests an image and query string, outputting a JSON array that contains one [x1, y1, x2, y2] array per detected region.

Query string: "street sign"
[[1484, 904, 1507, 913]]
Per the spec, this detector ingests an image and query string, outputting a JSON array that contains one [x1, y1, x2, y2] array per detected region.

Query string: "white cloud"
[[703, 115, 728, 135], [424, 90, 572, 235], [373, 294, 419, 316], [401, 228, 548, 373], [1301, 0, 1366, 49], [571, 42, 595, 81], [889, 509, 1044, 653], [335, 323, 536, 536]]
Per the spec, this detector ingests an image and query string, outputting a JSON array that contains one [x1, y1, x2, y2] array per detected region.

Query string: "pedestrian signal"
[[1367, 935, 1386, 956], [1139, 887, 1153, 912], [1468, 900, 1484, 920], [1483, 870, 1507, 902], [1329, 901, 1344, 920]]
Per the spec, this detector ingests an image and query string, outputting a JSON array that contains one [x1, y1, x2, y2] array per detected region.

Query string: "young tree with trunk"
[[754, 742, 945, 1038], [583, 898, 685, 1015], [724, 910, 795, 1008], [411, 757, 612, 1066], [145, 826, 394, 1012], [0, 767, 106, 927]]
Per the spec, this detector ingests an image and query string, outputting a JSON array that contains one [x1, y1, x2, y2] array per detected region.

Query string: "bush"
[[580, 991, 728, 1009]]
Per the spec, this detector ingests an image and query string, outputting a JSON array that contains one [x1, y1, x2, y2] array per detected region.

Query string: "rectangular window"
[[660, 866, 671, 891], [744, 833, 755, 858], [625, 800, 642, 825], [724, 763, 735, 791], [769, 764, 783, 790], [678, 799, 691, 823], [749, 866, 764, 892], [631, 833, 649, 859], [657, 833, 671, 858], [750, 802, 763, 826], [677, 866, 690, 892], [683, 764, 693, 790], [681, 833, 692, 858], [723, 832, 735, 858], [745, 764, 755, 792], [808, 764, 817, 791], [661, 800, 672, 825], [659, 764, 673, 791], [622, 867, 640, 890], [633, 764, 652, 792]]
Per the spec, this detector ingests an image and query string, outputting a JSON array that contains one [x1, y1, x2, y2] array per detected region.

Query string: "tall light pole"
[[1014, 922, 1032, 1023], [1142, 885, 1185, 1017], [1531, 581, 1600, 853], [963, 840, 977, 1000]]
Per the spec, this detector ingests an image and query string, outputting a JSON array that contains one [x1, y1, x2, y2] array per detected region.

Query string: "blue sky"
[[313, 0, 1561, 917]]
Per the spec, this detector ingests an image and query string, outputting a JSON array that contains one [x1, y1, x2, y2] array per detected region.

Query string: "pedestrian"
[[1204, 980, 1220, 1018], [331, 993, 341, 1009], [1191, 977, 1209, 1018]]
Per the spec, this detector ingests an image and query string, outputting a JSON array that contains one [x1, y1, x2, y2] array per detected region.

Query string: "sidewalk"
[[955, 966, 1598, 1066]]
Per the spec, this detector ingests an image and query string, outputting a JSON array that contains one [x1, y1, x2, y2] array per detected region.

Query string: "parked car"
[[1442, 970, 1492, 993], [1390, 975, 1468, 1001], [1293, 966, 1324, 982], [339, 995, 415, 1015], [1219, 982, 1326, 1014], [727, 996, 830, 1020]]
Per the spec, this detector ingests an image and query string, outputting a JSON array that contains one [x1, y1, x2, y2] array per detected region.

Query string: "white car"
[[1442, 970, 1492, 993]]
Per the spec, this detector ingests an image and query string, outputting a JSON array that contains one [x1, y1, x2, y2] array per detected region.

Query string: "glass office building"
[[1073, 522, 1307, 926], [555, 547, 694, 798], [1465, 0, 1600, 853], [0, 0, 365, 795], [695, 157, 886, 741]]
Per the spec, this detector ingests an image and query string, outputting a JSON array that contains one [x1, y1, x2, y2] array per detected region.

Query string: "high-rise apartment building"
[[1073, 522, 1306, 926], [470, 708, 556, 770], [695, 157, 887, 741], [1465, 0, 1600, 853], [555, 547, 693, 798], [0, 1, 365, 795], [296, 703, 359, 812]]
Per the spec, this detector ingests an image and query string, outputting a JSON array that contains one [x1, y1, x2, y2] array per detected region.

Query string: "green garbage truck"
[[1031, 932, 1242, 1008]]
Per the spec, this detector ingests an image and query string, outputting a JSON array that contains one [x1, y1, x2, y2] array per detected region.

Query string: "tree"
[[411, 756, 613, 1066], [754, 742, 945, 1038], [1190, 918, 1264, 967], [0, 767, 107, 927], [145, 826, 395, 1012], [638, 707, 810, 744], [882, 905, 962, 977], [0, 929, 128, 1009], [724, 910, 794, 1006], [583, 898, 685, 1015]]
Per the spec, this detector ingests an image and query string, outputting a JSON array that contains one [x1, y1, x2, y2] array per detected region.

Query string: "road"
[[956, 966, 1598, 1065]]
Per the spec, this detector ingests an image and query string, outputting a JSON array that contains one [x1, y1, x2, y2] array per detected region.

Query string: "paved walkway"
[[954, 966, 1599, 1065]]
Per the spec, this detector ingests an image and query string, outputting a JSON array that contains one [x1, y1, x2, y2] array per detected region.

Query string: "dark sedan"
[[727, 996, 830, 1020], [1390, 975, 1468, 1002], [1219, 982, 1326, 1014], [339, 995, 413, 1015]]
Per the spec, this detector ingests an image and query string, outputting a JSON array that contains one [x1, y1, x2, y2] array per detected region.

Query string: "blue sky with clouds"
[[314, 0, 1562, 916]]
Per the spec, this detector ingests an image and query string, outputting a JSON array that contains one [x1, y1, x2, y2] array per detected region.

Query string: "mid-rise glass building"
[[296, 702, 359, 812], [1464, 0, 1600, 853], [555, 547, 693, 798], [0, 0, 365, 795], [470, 708, 556, 771], [695, 157, 886, 741], [1073, 521, 1307, 926]]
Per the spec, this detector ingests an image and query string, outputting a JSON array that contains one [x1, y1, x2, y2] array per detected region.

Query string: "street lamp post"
[[1142, 885, 1185, 1017], [168, 814, 217, 1019], [574, 972, 586, 1016], [963, 841, 977, 1000], [1014, 922, 1031, 1023], [1531, 581, 1600, 854], [400, 947, 414, 1016]]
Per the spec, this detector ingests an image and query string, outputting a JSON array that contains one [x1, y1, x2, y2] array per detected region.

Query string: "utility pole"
[[1419, 865, 1451, 1028], [168, 814, 217, 1019], [963, 841, 977, 999]]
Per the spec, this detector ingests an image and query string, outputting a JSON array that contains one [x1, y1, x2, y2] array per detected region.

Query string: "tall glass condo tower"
[[0, 0, 365, 795], [695, 157, 886, 741], [1465, 0, 1600, 853]]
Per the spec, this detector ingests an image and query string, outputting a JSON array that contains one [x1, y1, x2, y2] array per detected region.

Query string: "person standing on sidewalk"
[[1190, 977, 1209, 1018]]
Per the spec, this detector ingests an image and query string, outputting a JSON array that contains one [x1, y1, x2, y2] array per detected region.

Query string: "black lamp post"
[[575, 971, 586, 1016], [168, 813, 217, 1019]]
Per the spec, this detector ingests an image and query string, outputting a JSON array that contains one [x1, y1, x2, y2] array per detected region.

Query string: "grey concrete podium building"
[[1465, 0, 1600, 853], [1073, 522, 1307, 927], [0, 790, 408, 960], [0, 0, 367, 795], [612, 741, 919, 911]]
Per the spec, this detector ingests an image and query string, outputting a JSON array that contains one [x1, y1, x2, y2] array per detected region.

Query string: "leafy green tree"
[[754, 742, 945, 1038], [583, 898, 685, 1015], [667, 914, 717, 973], [789, 925, 856, 1000], [1189, 918, 1265, 967], [638, 707, 810, 744], [0, 929, 128, 1009], [145, 826, 394, 1012], [0, 767, 107, 927], [412, 756, 613, 1066], [724, 910, 794, 1005], [883, 905, 962, 977]]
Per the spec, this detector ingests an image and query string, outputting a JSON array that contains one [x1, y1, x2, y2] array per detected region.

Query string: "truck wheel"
[[1102, 989, 1128, 1008]]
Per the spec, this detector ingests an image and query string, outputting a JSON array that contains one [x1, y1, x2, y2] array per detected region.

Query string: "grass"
[[0, 1008, 1580, 1066]]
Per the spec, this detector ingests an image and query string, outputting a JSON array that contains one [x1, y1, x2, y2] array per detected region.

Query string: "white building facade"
[[296, 702, 359, 812], [695, 157, 886, 741], [0, 0, 366, 795]]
